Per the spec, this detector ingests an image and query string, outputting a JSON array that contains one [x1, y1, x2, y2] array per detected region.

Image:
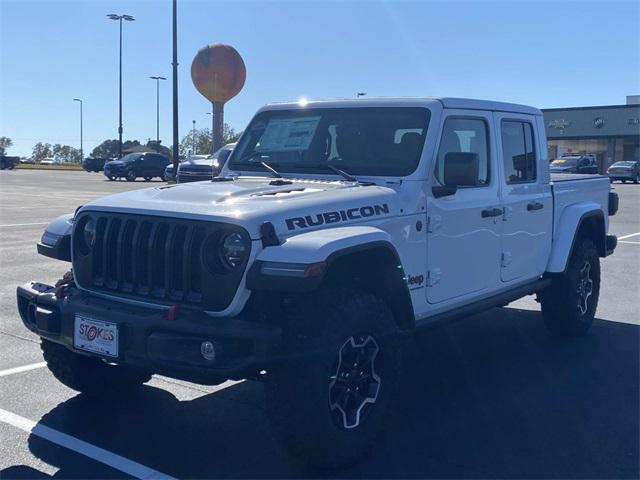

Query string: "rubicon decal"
[[285, 204, 390, 230]]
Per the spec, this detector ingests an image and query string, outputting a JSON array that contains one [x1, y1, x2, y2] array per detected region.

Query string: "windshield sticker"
[[256, 116, 321, 152]]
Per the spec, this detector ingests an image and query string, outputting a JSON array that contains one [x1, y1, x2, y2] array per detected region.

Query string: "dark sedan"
[[82, 157, 108, 172], [177, 143, 235, 183], [549, 155, 598, 174], [607, 160, 640, 183]]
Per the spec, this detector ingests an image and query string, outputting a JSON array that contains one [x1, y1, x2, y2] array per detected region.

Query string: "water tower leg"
[[213, 101, 224, 153]]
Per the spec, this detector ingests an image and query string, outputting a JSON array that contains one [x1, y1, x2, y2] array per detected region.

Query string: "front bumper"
[[17, 282, 281, 385]]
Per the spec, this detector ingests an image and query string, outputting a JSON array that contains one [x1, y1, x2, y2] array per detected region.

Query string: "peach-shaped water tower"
[[191, 43, 246, 152]]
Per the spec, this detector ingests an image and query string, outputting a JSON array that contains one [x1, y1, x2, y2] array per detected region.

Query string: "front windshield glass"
[[228, 107, 430, 177]]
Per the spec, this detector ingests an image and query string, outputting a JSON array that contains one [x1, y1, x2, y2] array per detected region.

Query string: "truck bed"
[[550, 173, 608, 182]]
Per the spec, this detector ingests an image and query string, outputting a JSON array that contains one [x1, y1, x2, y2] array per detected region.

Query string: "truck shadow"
[[25, 307, 639, 479]]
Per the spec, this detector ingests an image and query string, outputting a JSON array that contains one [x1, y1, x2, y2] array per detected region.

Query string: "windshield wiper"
[[290, 163, 375, 185], [232, 152, 283, 179]]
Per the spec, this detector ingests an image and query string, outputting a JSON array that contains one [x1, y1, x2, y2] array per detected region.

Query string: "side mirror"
[[432, 152, 480, 198], [432, 185, 457, 198]]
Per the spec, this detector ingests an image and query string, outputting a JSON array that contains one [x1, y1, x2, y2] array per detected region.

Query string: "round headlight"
[[220, 232, 247, 269], [83, 218, 96, 249]]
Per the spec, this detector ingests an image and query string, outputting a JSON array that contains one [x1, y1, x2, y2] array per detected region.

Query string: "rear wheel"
[[107, 176, 116, 181], [125, 170, 137, 182], [538, 237, 600, 337], [265, 289, 403, 468], [41, 339, 151, 396], [144, 176, 152, 182]]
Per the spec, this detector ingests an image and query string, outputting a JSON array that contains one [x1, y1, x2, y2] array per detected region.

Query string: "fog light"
[[201, 341, 216, 361]]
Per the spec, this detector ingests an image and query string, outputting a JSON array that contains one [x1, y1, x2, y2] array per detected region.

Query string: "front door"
[[426, 111, 503, 304], [495, 114, 552, 283]]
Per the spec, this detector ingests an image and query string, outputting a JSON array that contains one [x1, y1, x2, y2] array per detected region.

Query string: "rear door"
[[426, 110, 503, 304], [495, 114, 552, 283]]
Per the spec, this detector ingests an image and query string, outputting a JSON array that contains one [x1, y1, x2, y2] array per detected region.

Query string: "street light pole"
[[149, 76, 166, 151], [192, 120, 197, 154], [171, 0, 179, 172], [107, 13, 135, 159], [73, 98, 83, 162]]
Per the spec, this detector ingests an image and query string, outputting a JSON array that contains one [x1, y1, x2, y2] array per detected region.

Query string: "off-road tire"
[[538, 237, 600, 337], [265, 289, 403, 469], [41, 339, 151, 396], [125, 170, 137, 182]]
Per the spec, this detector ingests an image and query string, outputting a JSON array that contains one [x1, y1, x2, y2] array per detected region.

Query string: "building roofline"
[[542, 104, 639, 113]]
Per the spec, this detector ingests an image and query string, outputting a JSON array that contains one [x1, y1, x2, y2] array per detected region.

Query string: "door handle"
[[527, 202, 544, 211], [481, 207, 503, 218]]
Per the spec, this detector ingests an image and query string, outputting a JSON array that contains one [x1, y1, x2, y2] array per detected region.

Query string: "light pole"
[[192, 120, 197, 154], [107, 13, 135, 159], [149, 76, 166, 151], [171, 0, 179, 173], [357, 92, 367, 98], [73, 98, 83, 162]]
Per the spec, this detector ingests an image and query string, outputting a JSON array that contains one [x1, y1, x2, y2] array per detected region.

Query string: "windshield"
[[613, 161, 636, 167], [228, 107, 430, 177]]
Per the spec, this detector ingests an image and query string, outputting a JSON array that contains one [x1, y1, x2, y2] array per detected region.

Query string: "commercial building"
[[542, 95, 640, 173]]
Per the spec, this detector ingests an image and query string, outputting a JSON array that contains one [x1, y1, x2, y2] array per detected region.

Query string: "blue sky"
[[1, 0, 638, 157]]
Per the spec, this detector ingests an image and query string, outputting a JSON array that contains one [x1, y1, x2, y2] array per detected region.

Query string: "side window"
[[434, 117, 490, 187], [501, 121, 537, 184]]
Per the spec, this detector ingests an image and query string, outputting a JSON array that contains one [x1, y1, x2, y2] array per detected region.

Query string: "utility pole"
[[149, 76, 166, 151], [192, 120, 196, 154], [107, 14, 135, 159], [171, 0, 179, 172], [73, 98, 83, 162]]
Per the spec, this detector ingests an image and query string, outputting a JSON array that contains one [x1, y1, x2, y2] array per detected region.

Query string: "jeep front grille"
[[72, 212, 250, 310]]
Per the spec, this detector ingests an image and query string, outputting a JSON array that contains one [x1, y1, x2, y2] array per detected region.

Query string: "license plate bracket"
[[73, 315, 119, 358]]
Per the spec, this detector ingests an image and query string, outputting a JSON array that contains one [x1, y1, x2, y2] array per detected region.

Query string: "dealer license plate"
[[73, 315, 118, 358]]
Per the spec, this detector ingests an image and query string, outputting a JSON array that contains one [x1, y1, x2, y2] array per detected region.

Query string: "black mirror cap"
[[432, 185, 458, 198], [36, 214, 73, 262]]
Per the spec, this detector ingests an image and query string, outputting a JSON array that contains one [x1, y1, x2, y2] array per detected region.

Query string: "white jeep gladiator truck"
[[18, 97, 619, 467]]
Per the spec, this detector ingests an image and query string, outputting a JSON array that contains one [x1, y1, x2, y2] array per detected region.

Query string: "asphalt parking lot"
[[0, 169, 638, 479]]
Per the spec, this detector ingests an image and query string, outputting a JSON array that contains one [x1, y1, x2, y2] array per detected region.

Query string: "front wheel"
[[265, 289, 402, 468], [160, 172, 166, 182], [125, 170, 137, 182], [538, 237, 600, 337], [634, 174, 639, 184], [41, 339, 151, 396], [107, 176, 116, 181]]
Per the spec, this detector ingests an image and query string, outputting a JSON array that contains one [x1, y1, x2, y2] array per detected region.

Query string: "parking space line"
[[0, 222, 49, 227], [618, 232, 640, 240], [0, 407, 176, 480], [0, 362, 46, 377], [618, 240, 640, 245]]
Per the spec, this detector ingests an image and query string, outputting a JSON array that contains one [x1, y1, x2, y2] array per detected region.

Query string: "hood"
[[81, 177, 399, 239]]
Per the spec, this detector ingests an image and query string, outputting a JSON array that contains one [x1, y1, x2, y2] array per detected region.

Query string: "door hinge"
[[426, 215, 442, 233], [501, 252, 512, 267], [426, 269, 441, 286]]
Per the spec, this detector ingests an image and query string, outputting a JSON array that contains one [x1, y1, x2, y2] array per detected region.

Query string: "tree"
[[145, 139, 171, 157], [0, 137, 13, 156], [91, 139, 141, 159], [179, 123, 241, 156], [32, 142, 52, 162]]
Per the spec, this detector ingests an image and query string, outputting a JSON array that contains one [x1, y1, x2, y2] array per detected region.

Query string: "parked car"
[[0, 156, 19, 170], [104, 152, 170, 182], [82, 157, 108, 173], [550, 154, 598, 174], [19, 97, 619, 469], [177, 143, 236, 183], [607, 160, 640, 183], [39, 158, 58, 165], [164, 163, 176, 182]]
